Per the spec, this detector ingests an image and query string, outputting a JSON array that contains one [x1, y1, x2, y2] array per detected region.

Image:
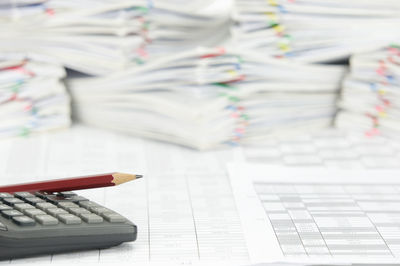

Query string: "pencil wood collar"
[[111, 173, 142, 185]]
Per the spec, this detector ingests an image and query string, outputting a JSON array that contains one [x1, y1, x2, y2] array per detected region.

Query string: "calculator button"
[[35, 215, 58, 225], [0, 204, 12, 211], [80, 213, 103, 224], [0, 193, 13, 198], [14, 203, 35, 211], [34, 191, 52, 199], [2, 210, 23, 219], [46, 208, 68, 216], [89, 207, 113, 215], [46, 195, 75, 204], [36, 202, 57, 211], [23, 208, 46, 218], [58, 202, 79, 209], [78, 201, 101, 208], [3, 198, 24, 206], [12, 216, 36, 226], [69, 207, 90, 216], [102, 213, 126, 223], [0, 222, 7, 231], [59, 191, 77, 197], [24, 197, 46, 205], [69, 196, 88, 202], [14, 192, 35, 199], [58, 214, 81, 225]]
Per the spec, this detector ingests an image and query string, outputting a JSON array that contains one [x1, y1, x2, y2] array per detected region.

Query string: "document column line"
[[184, 173, 200, 259], [146, 174, 151, 261]]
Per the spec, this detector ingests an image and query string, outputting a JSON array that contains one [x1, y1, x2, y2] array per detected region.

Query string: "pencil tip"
[[112, 173, 142, 185]]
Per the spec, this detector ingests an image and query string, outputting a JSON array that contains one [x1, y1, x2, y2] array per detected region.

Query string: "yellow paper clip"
[[273, 24, 285, 34], [378, 111, 387, 118], [228, 70, 237, 76], [265, 12, 278, 22], [268, 0, 278, 6]]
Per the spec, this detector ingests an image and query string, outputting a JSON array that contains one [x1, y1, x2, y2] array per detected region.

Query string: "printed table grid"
[[254, 183, 400, 258]]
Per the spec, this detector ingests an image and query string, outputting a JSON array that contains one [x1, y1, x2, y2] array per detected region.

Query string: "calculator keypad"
[[0, 191, 127, 228]]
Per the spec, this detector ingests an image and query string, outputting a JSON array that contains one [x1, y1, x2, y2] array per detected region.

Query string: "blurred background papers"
[[0, 0, 399, 149], [68, 48, 345, 149], [336, 45, 400, 139], [0, 0, 231, 75], [232, 0, 400, 62], [0, 53, 70, 138]]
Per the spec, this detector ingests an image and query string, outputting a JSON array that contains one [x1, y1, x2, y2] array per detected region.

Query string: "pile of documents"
[[0, 0, 231, 76], [232, 0, 400, 63], [336, 45, 400, 138], [0, 54, 71, 138], [69, 47, 346, 149]]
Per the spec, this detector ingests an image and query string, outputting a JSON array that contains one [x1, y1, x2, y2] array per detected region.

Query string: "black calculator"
[[0, 191, 137, 260]]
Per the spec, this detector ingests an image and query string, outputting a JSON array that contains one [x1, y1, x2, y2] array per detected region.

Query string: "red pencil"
[[0, 172, 142, 193]]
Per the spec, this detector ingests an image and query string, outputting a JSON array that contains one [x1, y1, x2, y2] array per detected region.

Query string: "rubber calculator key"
[[0, 222, 7, 231], [78, 201, 100, 208], [23, 208, 46, 218], [0, 204, 12, 211], [3, 198, 24, 206], [0, 193, 13, 199], [14, 192, 35, 199], [69, 207, 90, 216], [14, 203, 35, 211], [24, 197, 46, 205], [46, 208, 68, 216], [88, 206, 112, 215], [102, 213, 126, 223], [12, 216, 35, 226], [2, 210, 23, 219], [36, 202, 57, 210], [58, 214, 82, 225], [80, 213, 103, 224], [58, 202, 79, 209], [35, 215, 58, 225], [59, 191, 77, 197]]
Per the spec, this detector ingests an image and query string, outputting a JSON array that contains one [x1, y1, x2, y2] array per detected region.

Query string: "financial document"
[[228, 164, 400, 264], [2, 125, 400, 265], [0, 126, 248, 265]]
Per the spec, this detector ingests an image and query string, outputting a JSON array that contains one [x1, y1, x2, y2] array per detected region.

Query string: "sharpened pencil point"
[[112, 173, 142, 185]]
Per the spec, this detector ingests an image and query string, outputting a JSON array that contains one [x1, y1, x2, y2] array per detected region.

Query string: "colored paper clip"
[[365, 128, 380, 137], [278, 5, 287, 13], [200, 47, 226, 59], [227, 69, 238, 77], [267, 0, 279, 7], [11, 80, 23, 93], [369, 83, 378, 92], [265, 12, 278, 24], [147, 0, 153, 9], [19, 127, 31, 137], [272, 24, 285, 36], [226, 105, 237, 111], [136, 47, 148, 58]]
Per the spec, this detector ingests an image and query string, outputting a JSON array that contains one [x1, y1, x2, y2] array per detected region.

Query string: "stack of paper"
[[0, 0, 231, 76], [232, 0, 400, 63], [0, 54, 71, 138], [69, 47, 346, 149], [336, 45, 400, 138]]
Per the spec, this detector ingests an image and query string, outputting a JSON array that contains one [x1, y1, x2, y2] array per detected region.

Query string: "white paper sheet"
[[228, 163, 400, 264]]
